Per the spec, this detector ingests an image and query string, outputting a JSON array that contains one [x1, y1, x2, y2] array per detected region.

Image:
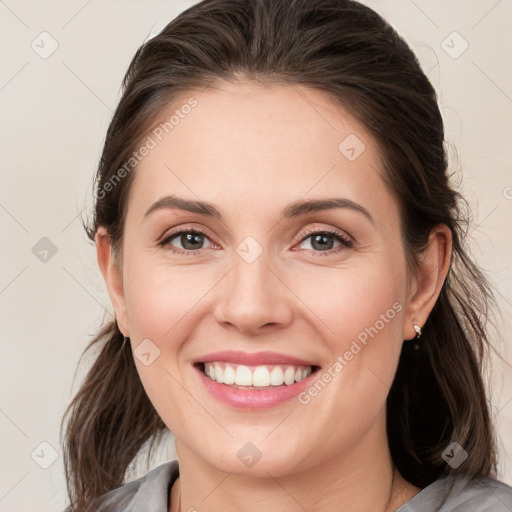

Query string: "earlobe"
[[95, 227, 129, 336], [403, 224, 452, 340]]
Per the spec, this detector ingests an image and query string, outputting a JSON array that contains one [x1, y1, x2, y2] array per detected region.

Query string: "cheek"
[[123, 258, 211, 339], [295, 258, 407, 416], [122, 260, 207, 434], [295, 258, 406, 350]]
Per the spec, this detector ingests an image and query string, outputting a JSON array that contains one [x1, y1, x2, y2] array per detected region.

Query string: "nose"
[[213, 252, 294, 336]]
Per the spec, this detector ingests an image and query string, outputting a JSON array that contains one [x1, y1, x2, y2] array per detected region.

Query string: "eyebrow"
[[144, 195, 374, 224]]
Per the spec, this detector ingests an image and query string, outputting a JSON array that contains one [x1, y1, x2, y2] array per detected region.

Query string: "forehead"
[[127, 81, 398, 226]]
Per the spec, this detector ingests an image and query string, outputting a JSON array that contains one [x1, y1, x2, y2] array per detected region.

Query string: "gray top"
[[64, 460, 512, 512]]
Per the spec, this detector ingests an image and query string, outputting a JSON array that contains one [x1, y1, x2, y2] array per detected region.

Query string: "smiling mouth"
[[195, 362, 320, 389]]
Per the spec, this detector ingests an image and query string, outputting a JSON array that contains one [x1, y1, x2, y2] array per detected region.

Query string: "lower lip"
[[195, 365, 317, 410]]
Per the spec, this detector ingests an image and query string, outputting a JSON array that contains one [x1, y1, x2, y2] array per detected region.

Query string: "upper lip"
[[193, 350, 318, 367]]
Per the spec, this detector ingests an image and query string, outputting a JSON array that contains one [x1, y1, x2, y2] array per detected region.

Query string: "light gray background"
[[0, 1, 511, 511]]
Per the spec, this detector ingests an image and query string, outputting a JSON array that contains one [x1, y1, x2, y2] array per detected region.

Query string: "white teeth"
[[284, 366, 296, 385], [203, 362, 313, 387], [253, 366, 271, 387], [214, 364, 223, 384], [223, 365, 236, 385], [235, 365, 253, 386], [270, 366, 284, 386]]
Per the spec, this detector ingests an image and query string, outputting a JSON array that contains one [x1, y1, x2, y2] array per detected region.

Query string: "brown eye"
[[295, 228, 353, 255], [159, 228, 214, 254]]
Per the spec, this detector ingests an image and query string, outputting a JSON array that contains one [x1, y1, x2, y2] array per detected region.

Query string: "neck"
[[170, 416, 420, 512]]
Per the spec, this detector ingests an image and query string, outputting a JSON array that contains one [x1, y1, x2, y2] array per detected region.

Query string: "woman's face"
[[101, 81, 429, 476]]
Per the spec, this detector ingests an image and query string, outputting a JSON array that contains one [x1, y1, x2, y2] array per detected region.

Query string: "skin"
[[96, 81, 452, 512]]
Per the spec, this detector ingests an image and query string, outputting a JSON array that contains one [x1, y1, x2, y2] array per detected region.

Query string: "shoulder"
[[62, 460, 179, 512], [397, 474, 512, 512], [441, 476, 512, 511]]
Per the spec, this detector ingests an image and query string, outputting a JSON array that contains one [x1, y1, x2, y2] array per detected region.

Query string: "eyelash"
[[295, 226, 354, 256], [158, 225, 353, 257]]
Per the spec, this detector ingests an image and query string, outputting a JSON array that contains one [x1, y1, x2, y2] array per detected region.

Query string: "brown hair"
[[61, 0, 500, 509]]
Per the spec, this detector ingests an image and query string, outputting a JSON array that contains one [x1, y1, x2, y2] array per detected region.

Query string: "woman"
[[61, 0, 512, 511]]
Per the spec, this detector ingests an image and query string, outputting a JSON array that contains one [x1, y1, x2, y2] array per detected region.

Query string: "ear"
[[95, 226, 129, 337], [403, 224, 452, 340]]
